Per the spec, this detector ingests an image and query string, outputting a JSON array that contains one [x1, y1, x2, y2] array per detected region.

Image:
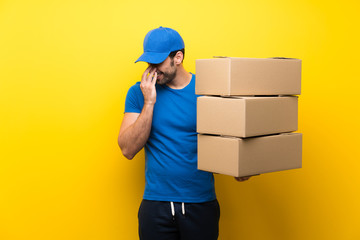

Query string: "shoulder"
[[126, 82, 142, 97], [190, 73, 196, 86], [129, 81, 141, 92], [125, 82, 143, 113]]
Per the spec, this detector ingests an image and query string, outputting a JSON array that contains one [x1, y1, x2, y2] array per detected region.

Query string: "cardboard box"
[[198, 133, 302, 177], [195, 57, 301, 96], [197, 96, 298, 137]]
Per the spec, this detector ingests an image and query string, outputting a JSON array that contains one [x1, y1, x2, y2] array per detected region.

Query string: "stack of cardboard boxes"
[[196, 57, 302, 177]]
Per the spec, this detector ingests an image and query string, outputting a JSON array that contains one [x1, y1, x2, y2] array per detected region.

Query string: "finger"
[[149, 67, 156, 75], [142, 67, 152, 81], [144, 66, 152, 76], [147, 68, 156, 82], [235, 176, 249, 182], [152, 72, 157, 85]]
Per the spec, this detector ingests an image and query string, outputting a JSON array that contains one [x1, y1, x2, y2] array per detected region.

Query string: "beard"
[[157, 69, 177, 85], [156, 59, 177, 85]]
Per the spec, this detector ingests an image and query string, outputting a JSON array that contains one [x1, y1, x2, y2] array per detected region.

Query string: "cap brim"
[[135, 51, 169, 64]]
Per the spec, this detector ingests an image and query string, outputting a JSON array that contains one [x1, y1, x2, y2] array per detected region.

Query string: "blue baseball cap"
[[135, 27, 185, 64]]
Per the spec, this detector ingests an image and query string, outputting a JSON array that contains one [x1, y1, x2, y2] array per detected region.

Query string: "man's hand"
[[140, 67, 157, 105], [117, 67, 158, 160], [234, 174, 260, 182]]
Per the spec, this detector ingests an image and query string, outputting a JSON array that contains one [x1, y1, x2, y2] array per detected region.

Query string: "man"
[[118, 26, 252, 240]]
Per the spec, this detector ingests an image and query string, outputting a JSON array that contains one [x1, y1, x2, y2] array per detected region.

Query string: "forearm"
[[118, 103, 154, 159]]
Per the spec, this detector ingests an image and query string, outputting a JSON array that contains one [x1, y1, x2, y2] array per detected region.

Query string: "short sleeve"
[[124, 83, 144, 113]]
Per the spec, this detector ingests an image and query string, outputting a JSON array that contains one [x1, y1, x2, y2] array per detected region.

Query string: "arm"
[[118, 67, 157, 160], [118, 104, 154, 159]]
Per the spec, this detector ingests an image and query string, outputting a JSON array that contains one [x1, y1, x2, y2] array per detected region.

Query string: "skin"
[[118, 51, 255, 182], [235, 175, 259, 182], [117, 51, 191, 160]]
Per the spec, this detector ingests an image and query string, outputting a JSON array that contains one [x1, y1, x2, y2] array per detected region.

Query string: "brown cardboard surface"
[[197, 96, 298, 137], [195, 57, 301, 96], [198, 133, 302, 177]]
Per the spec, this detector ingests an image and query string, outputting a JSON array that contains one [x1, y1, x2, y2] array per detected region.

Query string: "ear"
[[174, 51, 183, 65]]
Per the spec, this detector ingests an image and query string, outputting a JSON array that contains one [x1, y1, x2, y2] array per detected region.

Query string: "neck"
[[166, 65, 192, 89]]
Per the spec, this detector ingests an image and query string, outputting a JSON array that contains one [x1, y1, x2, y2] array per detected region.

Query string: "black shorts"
[[138, 199, 220, 240]]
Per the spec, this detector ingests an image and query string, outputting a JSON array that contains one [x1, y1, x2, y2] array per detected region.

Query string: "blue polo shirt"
[[124, 73, 216, 203]]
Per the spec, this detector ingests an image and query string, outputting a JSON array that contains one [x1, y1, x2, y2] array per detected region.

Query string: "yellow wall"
[[1, 0, 359, 239]]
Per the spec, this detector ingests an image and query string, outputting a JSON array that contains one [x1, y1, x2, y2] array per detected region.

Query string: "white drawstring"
[[170, 202, 175, 219], [170, 202, 186, 219]]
